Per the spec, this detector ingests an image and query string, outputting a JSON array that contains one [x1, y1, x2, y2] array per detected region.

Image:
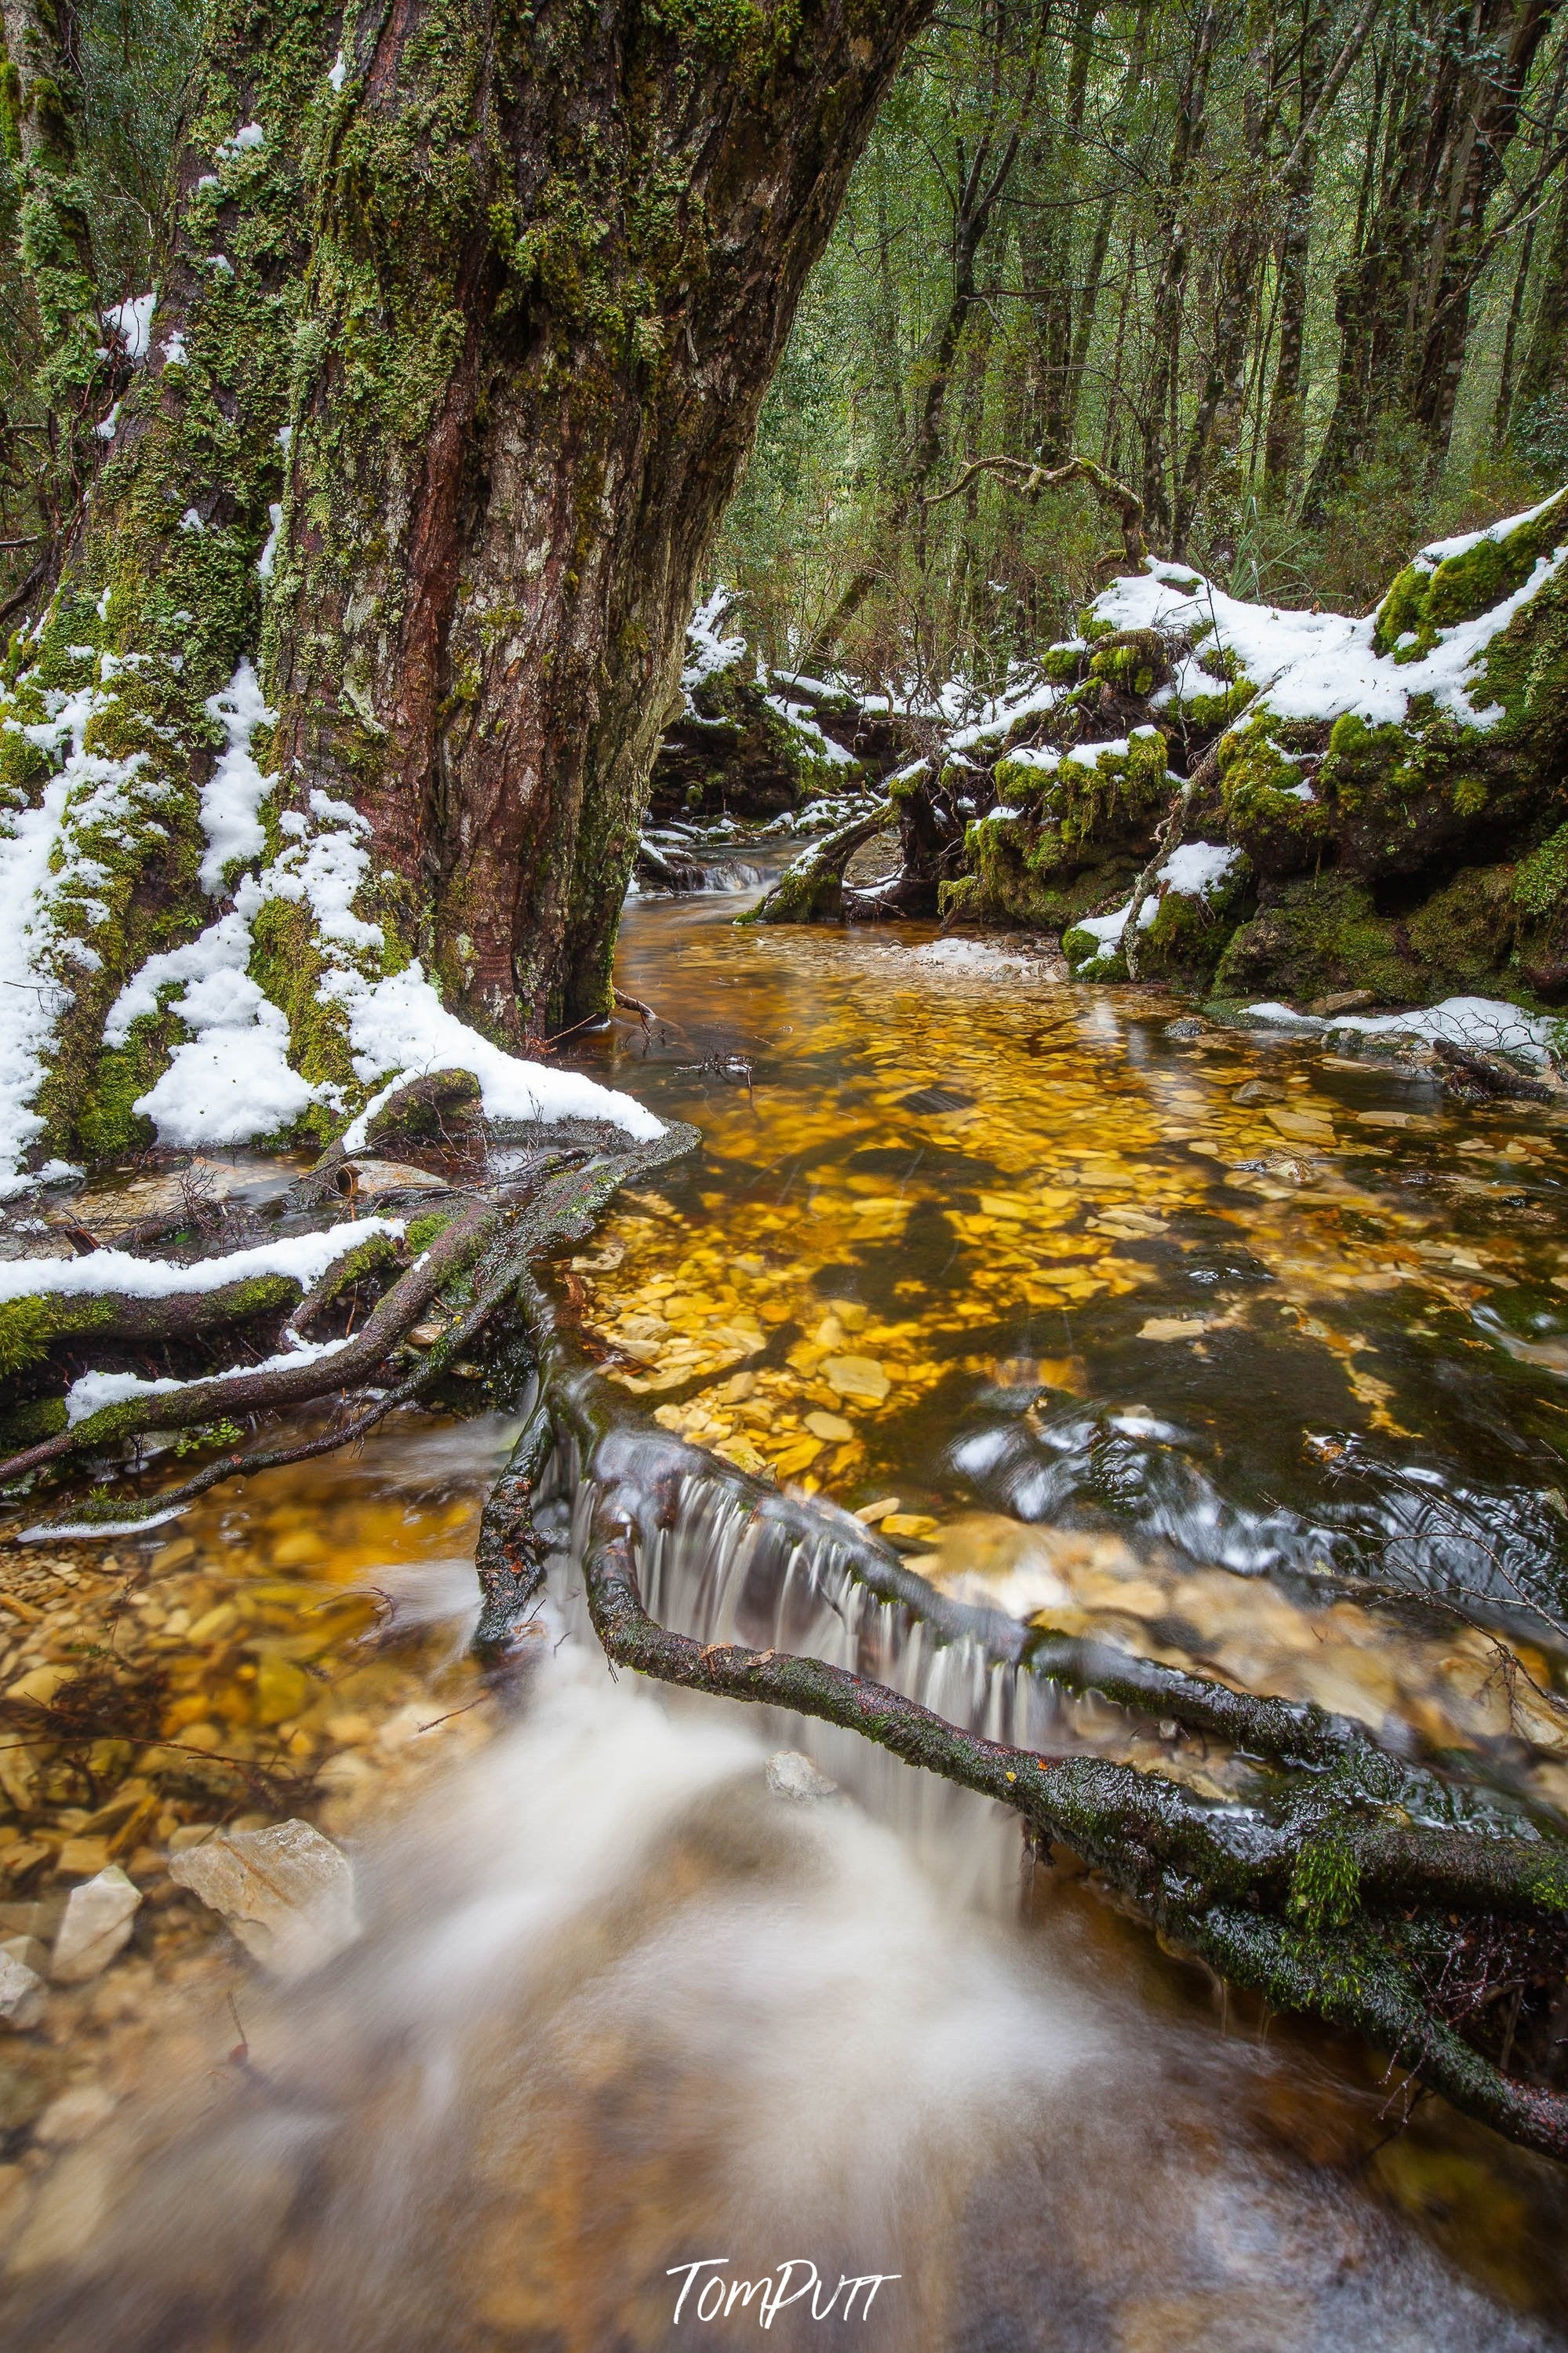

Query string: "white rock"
[[49, 1866, 141, 1984], [0, 1947, 45, 2029], [168, 1818, 358, 1978], [765, 1750, 841, 1804]]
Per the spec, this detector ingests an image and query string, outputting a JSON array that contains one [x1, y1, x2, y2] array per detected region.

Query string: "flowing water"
[[6, 868, 1568, 2346]]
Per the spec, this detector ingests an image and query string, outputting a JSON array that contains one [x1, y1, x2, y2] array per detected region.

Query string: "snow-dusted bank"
[[0, 650, 660, 1197], [746, 486, 1568, 1036]]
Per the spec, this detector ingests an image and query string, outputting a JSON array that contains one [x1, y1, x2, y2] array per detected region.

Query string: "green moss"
[[1373, 488, 1568, 658], [1040, 641, 1086, 685], [1516, 822, 1568, 919], [1087, 628, 1169, 701], [1288, 1829, 1361, 1935], [1218, 717, 1332, 874], [1213, 874, 1415, 1005], [405, 1208, 460, 1254], [0, 1395, 67, 1452]]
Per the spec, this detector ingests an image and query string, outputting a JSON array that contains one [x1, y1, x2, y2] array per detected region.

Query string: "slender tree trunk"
[[1141, 0, 1218, 545], [1172, 0, 1275, 555], [1064, 0, 1155, 451], [1494, 210, 1540, 444], [1025, 0, 1095, 463], [1261, 1, 1330, 504], [1410, 0, 1556, 455]]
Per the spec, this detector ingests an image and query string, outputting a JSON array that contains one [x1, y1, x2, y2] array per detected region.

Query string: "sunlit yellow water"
[[566, 894, 1568, 1819]]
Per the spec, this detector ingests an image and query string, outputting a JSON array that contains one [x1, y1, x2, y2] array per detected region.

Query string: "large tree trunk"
[[2, 0, 931, 1178]]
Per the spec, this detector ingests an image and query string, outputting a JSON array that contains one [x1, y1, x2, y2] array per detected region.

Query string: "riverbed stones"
[[49, 1867, 141, 1984], [0, 1947, 45, 2028], [820, 1354, 890, 1403], [168, 1819, 358, 1978]]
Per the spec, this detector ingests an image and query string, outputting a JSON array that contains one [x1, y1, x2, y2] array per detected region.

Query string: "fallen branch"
[[291, 1068, 482, 1207], [1432, 1034, 1557, 1105], [923, 453, 1146, 569], [1121, 783, 1191, 982], [749, 803, 891, 925]]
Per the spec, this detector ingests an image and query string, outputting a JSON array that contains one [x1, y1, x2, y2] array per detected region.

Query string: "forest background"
[[3, 0, 1567, 707]]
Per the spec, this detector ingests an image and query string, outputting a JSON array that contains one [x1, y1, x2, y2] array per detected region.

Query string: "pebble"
[[49, 1867, 142, 1985], [168, 1819, 358, 1979], [765, 1752, 840, 1804], [0, 1948, 46, 2030]]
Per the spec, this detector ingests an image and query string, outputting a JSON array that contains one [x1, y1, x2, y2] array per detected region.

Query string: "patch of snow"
[[328, 963, 664, 1147], [65, 1335, 347, 1424], [913, 938, 1041, 974], [682, 588, 749, 696], [1416, 489, 1566, 569], [178, 505, 203, 532], [197, 661, 275, 894], [1159, 842, 1239, 899], [256, 502, 283, 581], [0, 1218, 403, 1307], [163, 333, 190, 370], [328, 48, 347, 89], [94, 402, 120, 442], [1244, 1003, 1326, 1029], [1330, 995, 1556, 1063], [0, 671, 168, 1195], [218, 122, 265, 158], [111, 910, 322, 1146], [1096, 508, 1568, 735], [102, 290, 155, 362], [762, 694, 856, 765]]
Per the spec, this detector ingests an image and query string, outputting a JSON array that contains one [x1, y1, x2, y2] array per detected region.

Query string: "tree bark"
[[5, 0, 935, 1179]]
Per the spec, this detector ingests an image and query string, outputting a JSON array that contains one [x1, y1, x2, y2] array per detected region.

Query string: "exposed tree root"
[[475, 1258, 1568, 2165], [2, 1116, 701, 1525]]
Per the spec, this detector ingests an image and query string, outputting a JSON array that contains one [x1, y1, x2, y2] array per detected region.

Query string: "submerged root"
[[478, 1257, 1568, 2165]]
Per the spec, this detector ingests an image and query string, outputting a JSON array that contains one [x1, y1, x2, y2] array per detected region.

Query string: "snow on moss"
[[99, 650, 663, 1155], [1064, 841, 1239, 975], [100, 290, 155, 363], [682, 589, 750, 694], [64, 1332, 345, 1424], [198, 661, 274, 892], [1093, 490, 1568, 734], [0, 643, 191, 1193], [332, 963, 664, 1146], [0, 1217, 404, 1306]]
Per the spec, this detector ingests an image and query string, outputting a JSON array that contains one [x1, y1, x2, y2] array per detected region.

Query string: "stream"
[[6, 863, 1568, 2345]]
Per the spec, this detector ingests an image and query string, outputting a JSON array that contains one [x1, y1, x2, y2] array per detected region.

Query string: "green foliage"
[[173, 1416, 245, 1456]]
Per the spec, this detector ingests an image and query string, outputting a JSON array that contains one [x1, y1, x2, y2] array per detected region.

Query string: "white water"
[[4, 1506, 1558, 2350]]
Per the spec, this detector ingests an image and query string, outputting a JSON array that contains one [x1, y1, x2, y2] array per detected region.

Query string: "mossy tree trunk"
[[4, 0, 931, 1169]]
